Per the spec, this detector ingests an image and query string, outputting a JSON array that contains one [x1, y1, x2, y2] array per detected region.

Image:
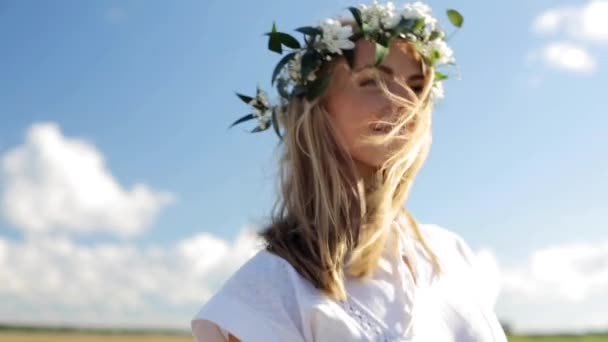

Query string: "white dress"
[[191, 222, 508, 341]]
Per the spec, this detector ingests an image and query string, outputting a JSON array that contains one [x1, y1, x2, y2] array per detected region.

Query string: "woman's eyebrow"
[[354, 64, 425, 82], [408, 74, 426, 82], [354, 64, 394, 75]]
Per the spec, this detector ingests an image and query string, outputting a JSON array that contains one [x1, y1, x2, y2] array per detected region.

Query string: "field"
[[1, 332, 608, 341], [509, 337, 608, 342], [0, 332, 193, 341]]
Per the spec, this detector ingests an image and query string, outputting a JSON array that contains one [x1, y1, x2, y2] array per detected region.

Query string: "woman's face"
[[323, 38, 426, 176]]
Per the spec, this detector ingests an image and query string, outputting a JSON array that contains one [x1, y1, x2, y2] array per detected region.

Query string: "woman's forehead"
[[352, 38, 423, 75]]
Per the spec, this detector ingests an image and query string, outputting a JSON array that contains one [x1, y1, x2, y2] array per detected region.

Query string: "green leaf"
[[374, 42, 388, 66], [251, 103, 265, 111], [361, 22, 373, 37], [429, 31, 441, 41], [348, 7, 363, 30], [292, 85, 307, 97], [377, 32, 390, 47], [271, 52, 296, 85], [297, 26, 321, 46], [277, 32, 301, 49], [305, 73, 331, 101], [265, 22, 282, 54], [300, 50, 321, 82], [295, 26, 322, 36], [435, 71, 448, 81], [276, 78, 291, 99], [343, 48, 355, 69], [430, 50, 441, 66], [271, 107, 283, 139], [236, 93, 254, 105], [394, 17, 416, 35], [229, 113, 256, 128], [447, 9, 464, 28], [251, 124, 270, 133], [413, 18, 425, 32]]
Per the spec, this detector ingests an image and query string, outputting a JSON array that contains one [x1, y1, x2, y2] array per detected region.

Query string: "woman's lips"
[[371, 123, 394, 133], [371, 119, 416, 134]]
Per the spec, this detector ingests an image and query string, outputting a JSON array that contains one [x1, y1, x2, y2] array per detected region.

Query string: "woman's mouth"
[[371, 123, 394, 134]]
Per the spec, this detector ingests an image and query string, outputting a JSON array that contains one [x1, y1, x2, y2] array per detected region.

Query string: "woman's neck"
[[353, 159, 377, 186]]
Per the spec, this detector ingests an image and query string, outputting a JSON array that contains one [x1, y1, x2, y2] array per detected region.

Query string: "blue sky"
[[0, 0, 606, 334]]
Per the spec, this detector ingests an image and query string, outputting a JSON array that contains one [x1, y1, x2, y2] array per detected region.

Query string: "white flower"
[[252, 107, 262, 119], [401, 1, 437, 36], [253, 106, 272, 127], [430, 81, 444, 102], [248, 91, 268, 110], [319, 18, 355, 54], [381, 2, 401, 29], [433, 40, 454, 64], [360, 1, 399, 30], [252, 106, 270, 123], [399, 32, 418, 41], [402, 1, 432, 18], [256, 89, 269, 108], [285, 51, 318, 84], [248, 89, 272, 125], [421, 39, 454, 65]]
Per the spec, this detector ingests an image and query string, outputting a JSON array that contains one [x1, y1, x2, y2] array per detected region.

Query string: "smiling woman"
[[190, 2, 507, 341], [322, 38, 428, 180]]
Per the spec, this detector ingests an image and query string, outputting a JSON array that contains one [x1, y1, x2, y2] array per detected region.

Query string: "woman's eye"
[[411, 86, 424, 94], [359, 79, 378, 87]]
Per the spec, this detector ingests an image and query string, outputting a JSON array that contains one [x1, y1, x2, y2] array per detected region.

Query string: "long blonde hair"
[[259, 35, 443, 301]]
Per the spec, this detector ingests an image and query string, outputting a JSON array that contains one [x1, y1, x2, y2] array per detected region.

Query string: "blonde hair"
[[259, 30, 443, 301]]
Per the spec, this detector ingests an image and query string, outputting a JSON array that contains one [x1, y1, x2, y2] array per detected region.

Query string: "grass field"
[[0, 332, 193, 341], [509, 337, 608, 342], [1, 332, 608, 341]]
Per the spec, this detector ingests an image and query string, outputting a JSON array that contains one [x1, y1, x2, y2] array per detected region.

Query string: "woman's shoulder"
[[191, 248, 308, 342], [416, 223, 477, 267], [196, 247, 304, 311], [416, 223, 501, 309], [223, 248, 291, 284]]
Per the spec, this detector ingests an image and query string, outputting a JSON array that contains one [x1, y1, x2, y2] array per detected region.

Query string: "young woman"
[[192, 2, 508, 341]]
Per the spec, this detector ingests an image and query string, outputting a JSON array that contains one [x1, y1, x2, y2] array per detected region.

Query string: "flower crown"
[[230, 1, 464, 139]]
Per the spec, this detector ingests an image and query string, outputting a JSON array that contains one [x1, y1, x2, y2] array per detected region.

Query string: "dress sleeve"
[[451, 230, 501, 311], [191, 250, 306, 342]]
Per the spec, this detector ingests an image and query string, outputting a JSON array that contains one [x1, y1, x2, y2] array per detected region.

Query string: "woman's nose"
[[378, 103, 405, 123], [387, 78, 414, 100]]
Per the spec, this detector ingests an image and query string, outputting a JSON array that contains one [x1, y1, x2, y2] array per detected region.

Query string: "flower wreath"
[[229, 1, 463, 139]]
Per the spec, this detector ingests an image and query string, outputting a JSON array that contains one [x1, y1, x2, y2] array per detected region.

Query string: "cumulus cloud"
[[533, 1, 608, 42], [1, 217, 607, 332], [0, 227, 265, 329], [0, 122, 263, 329], [540, 42, 597, 73], [502, 241, 608, 302], [530, 1, 607, 75], [498, 241, 608, 333], [1, 122, 175, 237]]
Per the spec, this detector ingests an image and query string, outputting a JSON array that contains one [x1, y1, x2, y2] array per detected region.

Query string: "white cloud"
[[1, 207, 606, 333], [530, 1, 607, 76], [0, 227, 265, 329], [502, 242, 608, 302], [497, 241, 608, 333], [541, 42, 597, 73], [533, 8, 574, 35], [532, 1, 608, 42], [1, 122, 175, 237]]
